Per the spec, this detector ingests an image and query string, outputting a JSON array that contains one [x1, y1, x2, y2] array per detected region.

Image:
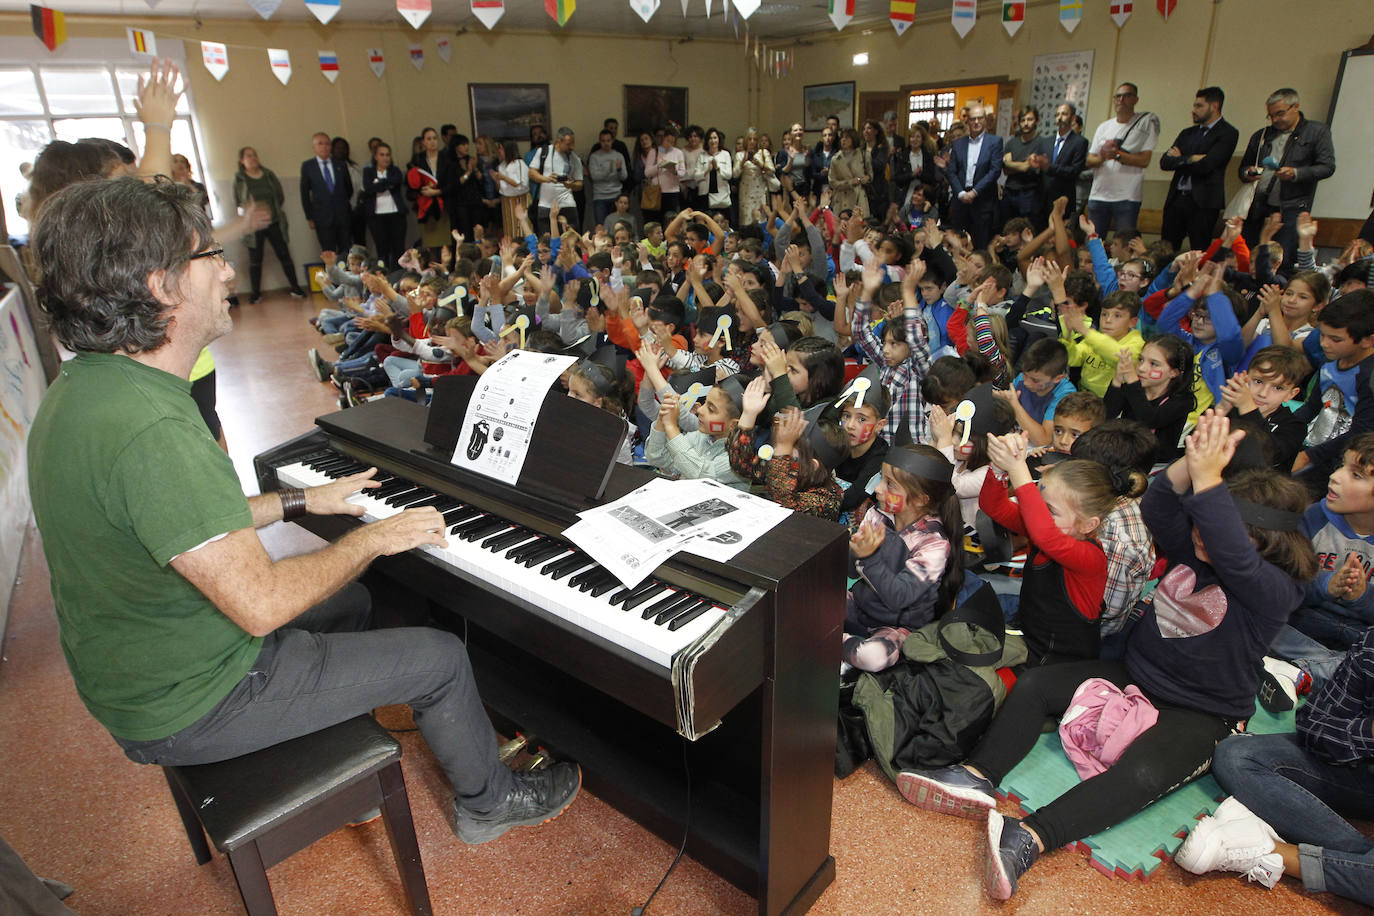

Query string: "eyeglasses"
[[1113, 92, 1137, 100], [188, 245, 225, 264], [1118, 271, 1145, 280], [1267, 105, 1295, 121]]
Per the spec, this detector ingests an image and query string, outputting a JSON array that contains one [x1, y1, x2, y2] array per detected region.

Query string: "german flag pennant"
[[30, 3, 66, 52]]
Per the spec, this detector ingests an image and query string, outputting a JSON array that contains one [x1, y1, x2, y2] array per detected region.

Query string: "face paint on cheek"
[[1144, 368, 1165, 380], [881, 491, 905, 515], [706, 420, 725, 434], [853, 421, 875, 441]]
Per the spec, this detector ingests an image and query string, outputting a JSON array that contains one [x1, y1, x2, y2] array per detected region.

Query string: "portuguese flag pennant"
[[545, 0, 574, 26], [890, 0, 915, 35], [1002, 0, 1025, 34], [30, 3, 66, 52]]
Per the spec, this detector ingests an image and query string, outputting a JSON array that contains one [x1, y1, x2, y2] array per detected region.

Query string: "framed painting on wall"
[[469, 83, 551, 143], [624, 85, 688, 138], [803, 81, 855, 131]]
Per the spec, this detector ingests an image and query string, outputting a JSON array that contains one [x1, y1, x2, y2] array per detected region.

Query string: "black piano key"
[[610, 579, 658, 607], [546, 554, 591, 580], [443, 508, 480, 527], [641, 591, 688, 620], [483, 528, 530, 552], [667, 601, 718, 631], [506, 537, 551, 562], [402, 494, 446, 510], [621, 583, 669, 611], [519, 543, 567, 567], [459, 519, 508, 542], [588, 576, 622, 598], [450, 515, 495, 538], [657, 596, 710, 626], [375, 480, 415, 498], [390, 490, 438, 508], [567, 564, 606, 589], [432, 497, 461, 511], [577, 569, 616, 593], [309, 455, 354, 472]]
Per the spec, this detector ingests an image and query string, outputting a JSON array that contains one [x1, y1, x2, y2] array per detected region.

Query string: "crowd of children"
[[300, 180, 1374, 908]]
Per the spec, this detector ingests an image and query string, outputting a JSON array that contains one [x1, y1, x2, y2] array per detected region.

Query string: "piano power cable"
[[631, 736, 691, 916]]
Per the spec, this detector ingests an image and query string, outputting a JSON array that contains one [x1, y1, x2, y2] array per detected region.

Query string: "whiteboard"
[[1312, 49, 1374, 221]]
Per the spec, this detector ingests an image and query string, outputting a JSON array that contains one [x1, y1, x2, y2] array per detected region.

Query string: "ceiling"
[[3, 0, 957, 41]]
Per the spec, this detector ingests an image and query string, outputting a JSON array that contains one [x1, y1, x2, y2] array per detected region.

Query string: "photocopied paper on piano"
[[563, 478, 790, 587], [452, 350, 579, 485]]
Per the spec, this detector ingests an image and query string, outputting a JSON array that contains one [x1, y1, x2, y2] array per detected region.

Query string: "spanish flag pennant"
[[30, 3, 66, 52], [545, 0, 574, 26], [1059, 0, 1083, 31], [1156, 0, 1175, 20], [127, 26, 156, 56], [890, 0, 915, 35], [1001, 0, 1024, 35], [828, 0, 854, 31]]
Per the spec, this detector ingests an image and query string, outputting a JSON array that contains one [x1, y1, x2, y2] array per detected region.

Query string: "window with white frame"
[[908, 91, 957, 132], [2, 61, 208, 239]]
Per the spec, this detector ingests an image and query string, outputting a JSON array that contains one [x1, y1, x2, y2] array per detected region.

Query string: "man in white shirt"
[[944, 104, 1003, 249], [528, 127, 584, 236], [1084, 82, 1160, 235], [650, 124, 688, 220]]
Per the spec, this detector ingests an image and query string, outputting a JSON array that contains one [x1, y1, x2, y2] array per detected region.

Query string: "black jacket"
[[360, 165, 405, 217], [1039, 131, 1088, 206], [1237, 115, 1335, 211], [1160, 117, 1240, 210], [299, 155, 353, 227]]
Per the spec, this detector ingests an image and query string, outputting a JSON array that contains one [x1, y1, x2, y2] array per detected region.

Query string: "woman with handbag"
[[695, 127, 733, 223], [407, 126, 455, 259]]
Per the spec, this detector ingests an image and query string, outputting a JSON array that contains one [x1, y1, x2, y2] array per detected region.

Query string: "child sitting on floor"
[[842, 444, 963, 673]]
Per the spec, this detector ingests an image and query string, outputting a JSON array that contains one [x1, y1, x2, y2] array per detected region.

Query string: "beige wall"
[[762, 0, 1370, 210]]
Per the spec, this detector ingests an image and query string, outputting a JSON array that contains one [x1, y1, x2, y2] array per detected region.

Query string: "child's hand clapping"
[[1184, 409, 1245, 492], [1220, 371, 1255, 415], [849, 515, 886, 559], [929, 404, 955, 448], [1328, 551, 1369, 601], [657, 392, 681, 435], [987, 431, 1032, 487]]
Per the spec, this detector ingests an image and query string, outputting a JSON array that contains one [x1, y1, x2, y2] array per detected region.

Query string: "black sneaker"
[[986, 812, 1038, 900], [248, 294, 262, 304], [307, 348, 330, 382], [895, 765, 996, 818], [289, 288, 308, 299], [454, 761, 580, 845]]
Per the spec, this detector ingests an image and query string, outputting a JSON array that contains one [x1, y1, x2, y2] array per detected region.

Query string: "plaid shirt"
[[851, 299, 932, 444], [1297, 626, 1374, 766], [1096, 497, 1155, 636]]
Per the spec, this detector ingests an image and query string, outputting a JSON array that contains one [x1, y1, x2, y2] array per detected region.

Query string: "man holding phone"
[[1238, 88, 1336, 265]]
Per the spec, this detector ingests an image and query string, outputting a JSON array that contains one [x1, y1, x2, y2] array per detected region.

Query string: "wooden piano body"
[[254, 384, 846, 914]]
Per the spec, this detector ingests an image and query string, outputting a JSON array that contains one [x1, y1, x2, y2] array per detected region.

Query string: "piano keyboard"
[[274, 452, 729, 669]]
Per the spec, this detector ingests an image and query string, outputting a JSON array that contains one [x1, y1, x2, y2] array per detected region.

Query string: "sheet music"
[[452, 349, 579, 485]]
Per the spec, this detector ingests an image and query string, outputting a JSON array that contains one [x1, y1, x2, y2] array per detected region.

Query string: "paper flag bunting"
[[545, 0, 574, 26], [471, 0, 504, 29], [704, 0, 712, 17], [630, 0, 659, 22], [201, 41, 228, 80], [1002, 0, 1024, 34], [680, 0, 689, 13], [409, 43, 424, 70], [247, 0, 281, 20], [436, 38, 451, 62], [144, 0, 161, 7], [127, 26, 156, 56], [828, 0, 853, 30], [890, 0, 914, 34], [268, 48, 291, 85], [952, 0, 976, 37], [1110, 0, 1132, 26], [305, 0, 339, 24], [318, 50, 339, 83], [30, 4, 66, 51], [1157, 0, 1175, 20], [367, 47, 384, 77], [1060, 0, 1083, 31], [397, 0, 430, 28], [733, 0, 759, 18]]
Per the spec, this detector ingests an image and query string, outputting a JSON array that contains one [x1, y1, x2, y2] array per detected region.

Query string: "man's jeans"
[[1087, 198, 1142, 236], [1214, 733, 1374, 907], [115, 583, 512, 812]]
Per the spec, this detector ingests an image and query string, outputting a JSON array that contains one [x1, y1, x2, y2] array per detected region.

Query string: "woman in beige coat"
[[827, 128, 869, 217]]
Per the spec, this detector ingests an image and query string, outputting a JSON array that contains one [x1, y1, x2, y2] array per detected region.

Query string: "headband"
[[716, 374, 746, 414], [885, 447, 953, 483], [804, 420, 847, 469], [1232, 497, 1303, 532]]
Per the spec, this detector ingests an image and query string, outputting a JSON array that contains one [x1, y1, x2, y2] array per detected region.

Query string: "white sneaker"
[[1176, 797, 1284, 888]]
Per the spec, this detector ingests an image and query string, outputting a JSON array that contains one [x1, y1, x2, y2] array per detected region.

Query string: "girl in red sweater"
[[978, 431, 1116, 666]]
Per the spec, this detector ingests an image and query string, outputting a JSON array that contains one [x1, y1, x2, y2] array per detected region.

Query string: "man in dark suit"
[[300, 131, 353, 253], [944, 104, 1003, 249], [1238, 87, 1336, 266], [1039, 102, 1089, 225], [1160, 87, 1240, 252]]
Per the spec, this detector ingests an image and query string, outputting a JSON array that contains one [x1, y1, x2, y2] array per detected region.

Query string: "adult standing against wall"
[[1238, 88, 1336, 266], [1040, 103, 1088, 227], [1001, 106, 1048, 228], [944, 104, 1003, 249], [361, 141, 406, 270], [528, 127, 584, 236], [300, 131, 353, 254], [1084, 83, 1160, 235], [233, 147, 307, 302], [1160, 87, 1240, 252]]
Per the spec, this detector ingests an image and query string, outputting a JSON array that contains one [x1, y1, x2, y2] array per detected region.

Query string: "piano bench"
[[160, 715, 432, 916]]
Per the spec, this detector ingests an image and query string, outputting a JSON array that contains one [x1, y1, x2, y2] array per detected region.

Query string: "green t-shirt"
[[28, 353, 259, 741]]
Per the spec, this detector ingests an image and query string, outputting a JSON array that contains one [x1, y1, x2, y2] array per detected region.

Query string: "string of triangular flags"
[[25, 0, 1179, 62]]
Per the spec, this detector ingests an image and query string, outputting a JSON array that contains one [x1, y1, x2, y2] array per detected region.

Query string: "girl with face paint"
[[841, 445, 964, 673], [1104, 334, 1196, 463], [930, 387, 1016, 533]]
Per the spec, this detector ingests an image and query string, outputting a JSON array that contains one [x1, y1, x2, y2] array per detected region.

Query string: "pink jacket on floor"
[[1058, 677, 1159, 780]]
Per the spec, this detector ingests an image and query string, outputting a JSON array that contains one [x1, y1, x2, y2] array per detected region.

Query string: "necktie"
[[1053, 136, 1064, 164], [323, 160, 334, 192]]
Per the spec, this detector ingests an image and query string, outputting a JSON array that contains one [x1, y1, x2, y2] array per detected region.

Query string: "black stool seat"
[[162, 715, 431, 916]]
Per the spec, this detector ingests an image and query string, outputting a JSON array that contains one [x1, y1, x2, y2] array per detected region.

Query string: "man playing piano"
[[26, 177, 579, 845]]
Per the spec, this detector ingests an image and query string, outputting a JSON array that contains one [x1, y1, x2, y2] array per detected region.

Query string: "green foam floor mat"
[[998, 702, 1298, 880]]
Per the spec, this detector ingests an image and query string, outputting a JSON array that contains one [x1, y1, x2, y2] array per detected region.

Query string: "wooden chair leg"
[[377, 762, 433, 916], [225, 841, 277, 916], [162, 769, 212, 866]]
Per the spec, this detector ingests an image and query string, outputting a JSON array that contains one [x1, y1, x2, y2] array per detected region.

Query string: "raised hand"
[[134, 58, 182, 128], [1259, 211, 1284, 246], [1184, 409, 1245, 489], [1078, 213, 1099, 238], [1296, 211, 1319, 246], [929, 404, 954, 447], [1220, 370, 1255, 415], [860, 257, 884, 298], [758, 334, 788, 379], [771, 406, 807, 454]]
